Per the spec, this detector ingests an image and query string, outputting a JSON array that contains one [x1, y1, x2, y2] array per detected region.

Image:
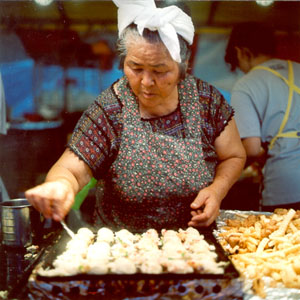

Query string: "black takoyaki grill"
[[27, 227, 243, 300]]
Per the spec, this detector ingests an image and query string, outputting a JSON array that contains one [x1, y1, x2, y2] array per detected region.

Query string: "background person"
[[25, 0, 246, 232], [225, 22, 300, 212]]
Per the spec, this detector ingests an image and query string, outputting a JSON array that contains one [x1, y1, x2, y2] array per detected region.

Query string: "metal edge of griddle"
[[9, 229, 62, 299]]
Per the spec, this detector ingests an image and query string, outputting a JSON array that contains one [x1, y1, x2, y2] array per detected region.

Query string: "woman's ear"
[[243, 47, 254, 60], [235, 46, 253, 61], [234, 46, 253, 73], [235, 46, 243, 60]]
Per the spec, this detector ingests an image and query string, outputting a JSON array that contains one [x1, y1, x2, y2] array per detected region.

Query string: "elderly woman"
[[25, 0, 246, 232]]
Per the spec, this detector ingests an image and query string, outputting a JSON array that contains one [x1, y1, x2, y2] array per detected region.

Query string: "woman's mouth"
[[142, 91, 155, 99]]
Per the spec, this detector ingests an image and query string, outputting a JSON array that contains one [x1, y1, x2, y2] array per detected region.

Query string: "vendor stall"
[[1, 2, 300, 300], [1, 209, 300, 300]]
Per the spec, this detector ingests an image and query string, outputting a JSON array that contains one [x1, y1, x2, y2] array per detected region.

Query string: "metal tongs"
[[60, 220, 76, 239]]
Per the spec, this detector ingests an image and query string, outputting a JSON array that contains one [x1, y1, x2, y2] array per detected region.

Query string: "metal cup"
[[0, 198, 34, 247]]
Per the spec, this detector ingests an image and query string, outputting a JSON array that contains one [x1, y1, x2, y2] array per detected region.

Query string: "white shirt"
[[231, 59, 300, 206]]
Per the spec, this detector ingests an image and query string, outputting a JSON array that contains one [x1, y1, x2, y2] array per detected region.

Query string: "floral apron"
[[96, 77, 218, 232]]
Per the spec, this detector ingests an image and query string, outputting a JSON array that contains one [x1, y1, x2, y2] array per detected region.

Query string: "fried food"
[[218, 209, 300, 297]]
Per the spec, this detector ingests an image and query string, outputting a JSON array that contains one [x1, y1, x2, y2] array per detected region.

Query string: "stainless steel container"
[[0, 198, 33, 247]]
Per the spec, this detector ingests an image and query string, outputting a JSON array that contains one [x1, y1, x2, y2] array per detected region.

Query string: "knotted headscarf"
[[112, 0, 194, 63]]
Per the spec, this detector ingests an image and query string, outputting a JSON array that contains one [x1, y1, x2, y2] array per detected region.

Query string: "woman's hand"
[[25, 179, 75, 222], [188, 186, 221, 227]]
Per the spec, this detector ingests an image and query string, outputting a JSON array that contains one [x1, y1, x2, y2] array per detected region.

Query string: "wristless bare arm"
[[25, 148, 93, 222], [189, 118, 246, 227]]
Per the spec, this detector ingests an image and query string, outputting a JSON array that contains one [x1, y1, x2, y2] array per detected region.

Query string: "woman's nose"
[[141, 71, 154, 87]]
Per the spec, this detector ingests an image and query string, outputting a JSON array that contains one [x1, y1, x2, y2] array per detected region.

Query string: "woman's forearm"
[[45, 149, 93, 194], [25, 149, 93, 221], [212, 156, 246, 202], [45, 164, 81, 196]]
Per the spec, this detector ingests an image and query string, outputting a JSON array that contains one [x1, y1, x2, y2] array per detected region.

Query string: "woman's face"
[[124, 38, 181, 110]]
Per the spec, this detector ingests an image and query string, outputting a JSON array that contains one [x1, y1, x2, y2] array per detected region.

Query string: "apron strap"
[[252, 60, 300, 150]]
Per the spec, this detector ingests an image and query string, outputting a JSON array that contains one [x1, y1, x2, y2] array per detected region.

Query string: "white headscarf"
[[112, 0, 194, 63]]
